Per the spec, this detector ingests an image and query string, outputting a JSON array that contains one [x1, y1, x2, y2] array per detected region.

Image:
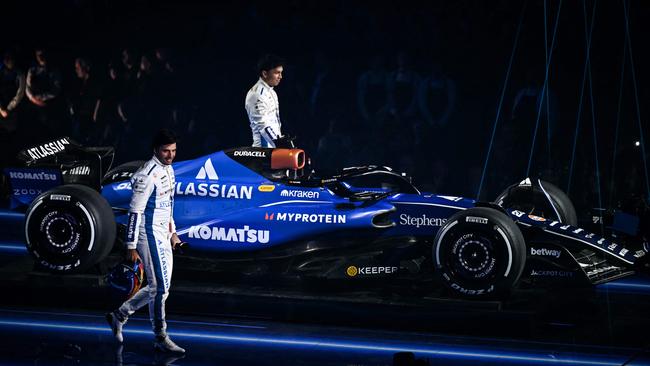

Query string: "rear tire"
[[102, 160, 145, 185], [433, 207, 526, 298], [24, 184, 115, 273]]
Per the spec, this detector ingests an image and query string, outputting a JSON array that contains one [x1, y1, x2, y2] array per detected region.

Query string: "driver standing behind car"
[[106, 129, 185, 354], [245, 54, 284, 147]]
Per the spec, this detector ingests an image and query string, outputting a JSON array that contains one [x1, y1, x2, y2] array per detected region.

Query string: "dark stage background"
[[1, 0, 649, 217], [1, 2, 650, 365]]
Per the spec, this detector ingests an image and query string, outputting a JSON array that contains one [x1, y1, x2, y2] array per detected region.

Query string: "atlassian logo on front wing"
[[188, 225, 269, 244], [196, 158, 219, 180]]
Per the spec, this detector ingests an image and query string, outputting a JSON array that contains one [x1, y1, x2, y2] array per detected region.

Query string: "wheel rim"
[[45, 214, 76, 247], [28, 202, 90, 263], [450, 232, 497, 281]]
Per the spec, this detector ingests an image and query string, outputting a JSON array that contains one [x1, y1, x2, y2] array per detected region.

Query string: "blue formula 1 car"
[[3, 137, 648, 297]]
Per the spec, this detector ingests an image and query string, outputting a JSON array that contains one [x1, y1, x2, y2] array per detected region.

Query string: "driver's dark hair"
[[257, 54, 284, 75], [152, 128, 177, 150]]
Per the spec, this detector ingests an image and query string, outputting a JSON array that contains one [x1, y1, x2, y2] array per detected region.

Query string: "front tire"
[[495, 178, 577, 226], [24, 184, 115, 273], [433, 207, 526, 298]]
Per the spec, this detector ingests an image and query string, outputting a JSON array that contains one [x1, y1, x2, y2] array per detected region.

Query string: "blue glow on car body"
[[100, 150, 478, 254]]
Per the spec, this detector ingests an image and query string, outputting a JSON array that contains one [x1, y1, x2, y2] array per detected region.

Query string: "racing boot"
[[154, 335, 186, 354], [106, 311, 126, 343]]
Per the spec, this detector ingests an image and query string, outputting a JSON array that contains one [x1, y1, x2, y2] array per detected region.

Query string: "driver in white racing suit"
[[106, 129, 185, 354], [245, 54, 284, 147]]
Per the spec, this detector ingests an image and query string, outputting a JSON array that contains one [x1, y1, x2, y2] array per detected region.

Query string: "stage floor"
[[0, 306, 648, 366], [1, 241, 650, 365]]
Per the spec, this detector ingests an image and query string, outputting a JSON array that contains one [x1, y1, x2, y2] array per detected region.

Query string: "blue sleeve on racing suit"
[[124, 167, 155, 249]]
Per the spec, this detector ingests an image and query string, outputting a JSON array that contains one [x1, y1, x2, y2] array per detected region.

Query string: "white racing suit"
[[245, 78, 282, 147], [117, 156, 176, 337]]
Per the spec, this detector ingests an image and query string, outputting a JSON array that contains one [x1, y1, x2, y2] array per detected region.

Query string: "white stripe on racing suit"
[[118, 155, 176, 336], [245, 78, 282, 148]]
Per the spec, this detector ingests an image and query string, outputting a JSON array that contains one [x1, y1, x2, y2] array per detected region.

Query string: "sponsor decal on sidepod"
[[188, 225, 269, 244], [399, 214, 446, 228], [265, 212, 346, 224], [176, 182, 253, 199], [195, 158, 219, 180], [258, 185, 276, 192], [346, 266, 398, 277], [115, 180, 254, 200], [280, 189, 320, 199], [175, 159, 254, 199]]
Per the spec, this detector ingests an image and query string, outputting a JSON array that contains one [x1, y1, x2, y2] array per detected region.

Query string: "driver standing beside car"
[[106, 129, 185, 354], [245, 54, 284, 147]]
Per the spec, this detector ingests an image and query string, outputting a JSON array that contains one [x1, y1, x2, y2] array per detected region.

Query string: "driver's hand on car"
[[126, 249, 140, 263], [171, 233, 181, 249]]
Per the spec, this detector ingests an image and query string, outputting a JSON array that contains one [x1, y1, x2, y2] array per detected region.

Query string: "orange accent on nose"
[[271, 149, 305, 170]]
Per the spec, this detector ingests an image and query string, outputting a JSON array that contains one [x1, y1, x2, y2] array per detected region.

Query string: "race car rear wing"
[[4, 137, 115, 207], [17, 137, 112, 167]]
